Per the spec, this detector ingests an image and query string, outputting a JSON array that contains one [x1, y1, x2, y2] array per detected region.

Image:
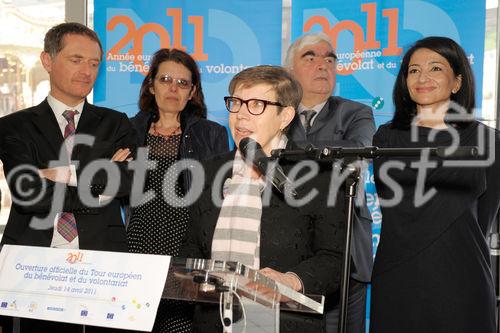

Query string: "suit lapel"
[[31, 99, 65, 158], [73, 101, 102, 158], [201, 152, 234, 254], [76, 101, 102, 136], [289, 113, 307, 142], [308, 98, 334, 135]]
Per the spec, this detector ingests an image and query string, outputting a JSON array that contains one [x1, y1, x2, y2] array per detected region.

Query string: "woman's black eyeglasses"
[[224, 96, 284, 115]]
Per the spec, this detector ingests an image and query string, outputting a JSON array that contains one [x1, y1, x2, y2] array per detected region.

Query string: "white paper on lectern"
[[0, 245, 170, 331]]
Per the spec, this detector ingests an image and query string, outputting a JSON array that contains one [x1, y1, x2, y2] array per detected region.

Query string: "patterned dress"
[[128, 132, 192, 333]]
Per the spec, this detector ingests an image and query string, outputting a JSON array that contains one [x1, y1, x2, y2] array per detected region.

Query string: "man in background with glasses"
[[285, 32, 376, 333]]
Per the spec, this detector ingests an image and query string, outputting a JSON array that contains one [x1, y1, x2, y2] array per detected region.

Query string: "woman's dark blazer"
[[180, 141, 346, 332], [130, 109, 229, 191]]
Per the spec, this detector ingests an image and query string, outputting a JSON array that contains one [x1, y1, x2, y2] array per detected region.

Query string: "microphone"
[[239, 137, 297, 198]]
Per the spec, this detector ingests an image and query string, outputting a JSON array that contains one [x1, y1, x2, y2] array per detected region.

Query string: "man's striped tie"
[[56, 110, 78, 242]]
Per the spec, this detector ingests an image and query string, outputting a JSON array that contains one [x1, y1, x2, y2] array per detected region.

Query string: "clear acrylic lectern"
[[163, 257, 325, 333]]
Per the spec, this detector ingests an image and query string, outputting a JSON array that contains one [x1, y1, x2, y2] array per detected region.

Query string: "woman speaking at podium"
[[181, 65, 346, 332], [370, 37, 500, 333]]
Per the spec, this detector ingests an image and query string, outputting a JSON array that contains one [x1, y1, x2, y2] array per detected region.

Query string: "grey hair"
[[284, 32, 333, 69]]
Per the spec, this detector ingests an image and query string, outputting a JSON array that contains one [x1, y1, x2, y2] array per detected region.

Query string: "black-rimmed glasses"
[[224, 96, 284, 115], [155, 74, 193, 89]]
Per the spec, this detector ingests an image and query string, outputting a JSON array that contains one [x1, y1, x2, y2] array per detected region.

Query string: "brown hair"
[[138, 48, 206, 120], [44, 22, 103, 59], [229, 65, 303, 111]]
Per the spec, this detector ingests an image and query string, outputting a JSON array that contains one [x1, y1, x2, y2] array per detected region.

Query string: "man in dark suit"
[[0, 22, 136, 333], [285, 32, 376, 333]]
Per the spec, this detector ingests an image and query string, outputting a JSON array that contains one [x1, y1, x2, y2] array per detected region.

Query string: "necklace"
[[151, 122, 181, 138]]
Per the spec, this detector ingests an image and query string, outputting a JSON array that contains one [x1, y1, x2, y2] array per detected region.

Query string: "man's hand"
[[38, 148, 131, 187], [38, 166, 71, 183], [111, 148, 132, 162]]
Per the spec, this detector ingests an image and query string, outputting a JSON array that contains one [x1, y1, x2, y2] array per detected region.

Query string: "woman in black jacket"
[[370, 37, 500, 333], [181, 65, 346, 332], [127, 48, 229, 333]]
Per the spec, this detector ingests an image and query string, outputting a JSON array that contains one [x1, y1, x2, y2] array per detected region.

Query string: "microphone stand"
[[271, 145, 479, 333], [489, 210, 500, 333], [339, 160, 359, 333]]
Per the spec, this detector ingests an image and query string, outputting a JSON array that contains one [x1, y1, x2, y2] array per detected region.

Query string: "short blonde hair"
[[229, 65, 303, 110]]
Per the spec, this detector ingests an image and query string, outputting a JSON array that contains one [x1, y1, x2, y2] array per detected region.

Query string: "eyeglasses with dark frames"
[[224, 96, 284, 115], [155, 74, 193, 89]]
